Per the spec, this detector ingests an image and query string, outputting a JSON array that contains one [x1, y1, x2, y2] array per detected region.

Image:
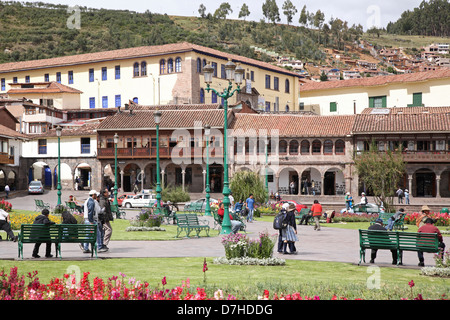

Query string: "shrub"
[[129, 209, 163, 228], [405, 212, 449, 226], [221, 230, 276, 259], [0, 199, 12, 212]]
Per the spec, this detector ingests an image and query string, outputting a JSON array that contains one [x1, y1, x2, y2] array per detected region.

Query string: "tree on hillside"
[[313, 9, 325, 42], [198, 4, 207, 18], [214, 2, 233, 20], [299, 5, 308, 27], [262, 0, 280, 24], [282, 0, 297, 25], [238, 3, 250, 21]]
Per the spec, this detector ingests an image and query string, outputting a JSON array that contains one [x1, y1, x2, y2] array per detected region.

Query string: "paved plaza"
[[0, 190, 441, 268]]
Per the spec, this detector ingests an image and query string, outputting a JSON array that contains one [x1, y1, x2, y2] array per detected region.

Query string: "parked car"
[[276, 200, 307, 213], [341, 203, 383, 214], [122, 193, 157, 208], [28, 181, 44, 194], [109, 193, 135, 206]]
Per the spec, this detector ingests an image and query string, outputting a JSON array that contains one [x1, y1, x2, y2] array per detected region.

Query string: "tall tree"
[[198, 4, 206, 18], [214, 2, 233, 20], [313, 9, 325, 43], [238, 3, 250, 21], [282, 0, 297, 25], [262, 0, 280, 24], [353, 141, 406, 213], [299, 5, 308, 27]]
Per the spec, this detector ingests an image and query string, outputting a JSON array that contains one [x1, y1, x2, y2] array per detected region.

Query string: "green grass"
[[0, 258, 448, 300]]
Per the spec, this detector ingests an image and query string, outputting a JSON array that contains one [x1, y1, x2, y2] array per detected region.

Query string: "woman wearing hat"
[[416, 205, 431, 228], [281, 203, 298, 254]]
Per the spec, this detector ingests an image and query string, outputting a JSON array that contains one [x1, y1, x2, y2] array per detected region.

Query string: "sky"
[[25, 0, 423, 30]]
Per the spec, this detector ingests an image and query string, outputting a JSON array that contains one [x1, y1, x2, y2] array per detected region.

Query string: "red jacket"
[[418, 223, 443, 242], [218, 208, 233, 220], [311, 203, 322, 216]]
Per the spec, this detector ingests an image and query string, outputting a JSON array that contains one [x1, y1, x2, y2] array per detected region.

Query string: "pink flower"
[[409, 280, 415, 288], [162, 277, 167, 286]]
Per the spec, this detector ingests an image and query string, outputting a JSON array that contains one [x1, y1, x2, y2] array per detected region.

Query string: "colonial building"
[[0, 42, 302, 112], [299, 69, 450, 115]]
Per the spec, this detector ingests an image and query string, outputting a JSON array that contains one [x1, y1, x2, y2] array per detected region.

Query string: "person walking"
[[310, 199, 323, 231], [281, 203, 298, 254], [98, 188, 113, 252], [245, 194, 255, 223], [82, 190, 105, 253], [404, 189, 410, 205], [345, 192, 351, 211], [4, 184, 10, 199], [396, 188, 404, 204]]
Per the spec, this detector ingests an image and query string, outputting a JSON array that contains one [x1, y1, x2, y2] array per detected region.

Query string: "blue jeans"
[[83, 220, 103, 250], [247, 209, 254, 222]]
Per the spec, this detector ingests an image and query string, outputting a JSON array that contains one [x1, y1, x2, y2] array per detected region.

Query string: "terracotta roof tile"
[[361, 106, 450, 115], [0, 125, 28, 139], [128, 103, 221, 111], [230, 113, 355, 137], [0, 42, 300, 78], [97, 109, 231, 131], [7, 82, 83, 94], [352, 113, 450, 133], [300, 69, 450, 92]]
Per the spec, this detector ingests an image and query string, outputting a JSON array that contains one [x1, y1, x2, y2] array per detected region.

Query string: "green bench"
[[358, 229, 439, 266], [18, 224, 98, 259], [175, 213, 210, 238], [370, 213, 406, 231], [110, 204, 126, 219], [295, 208, 313, 225], [34, 199, 50, 212]]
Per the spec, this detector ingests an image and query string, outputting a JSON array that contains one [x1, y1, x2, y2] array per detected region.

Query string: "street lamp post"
[[113, 133, 119, 207], [204, 124, 211, 217], [154, 109, 162, 214], [265, 138, 269, 203], [204, 59, 244, 234], [56, 125, 62, 206]]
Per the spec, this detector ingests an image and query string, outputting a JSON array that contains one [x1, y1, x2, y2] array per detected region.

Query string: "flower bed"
[[221, 229, 277, 260], [129, 209, 163, 228], [404, 212, 449, 226]]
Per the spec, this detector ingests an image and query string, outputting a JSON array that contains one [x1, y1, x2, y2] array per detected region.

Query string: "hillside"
[[0, 1, 447, 78]]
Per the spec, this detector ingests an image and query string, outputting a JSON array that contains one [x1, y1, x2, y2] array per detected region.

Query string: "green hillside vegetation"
[[0, 1, 448, 67]]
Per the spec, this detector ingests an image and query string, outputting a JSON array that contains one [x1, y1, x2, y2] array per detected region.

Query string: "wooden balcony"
[[97, 147, 224, 160], [0, 153, 14, 165], [402, 151, 450, 162]]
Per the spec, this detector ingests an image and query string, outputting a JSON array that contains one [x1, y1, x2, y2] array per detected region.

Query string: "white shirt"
[[0, 209, 9, 221]]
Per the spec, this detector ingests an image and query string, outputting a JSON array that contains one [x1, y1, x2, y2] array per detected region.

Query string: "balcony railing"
[[97, 147, 224, 159], [0, 153, 14, 165], [402, 150, 450, 162]]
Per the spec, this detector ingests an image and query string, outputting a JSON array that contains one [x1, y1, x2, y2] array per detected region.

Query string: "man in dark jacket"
[[32, 209, 56, 258], [368, 218, 399, 265], [98, 189, 113, 251]]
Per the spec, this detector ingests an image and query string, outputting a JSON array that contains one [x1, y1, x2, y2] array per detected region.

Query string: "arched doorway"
[[440, 168, 450, 198], [300, 167, 321, 195], [30, 162, 51, 188], [323, 167, 345, 195], [75, 163, 92, 191], [414, 168, 436, 197], [53, 163, 72, 190], [279, 167, 299, 195]]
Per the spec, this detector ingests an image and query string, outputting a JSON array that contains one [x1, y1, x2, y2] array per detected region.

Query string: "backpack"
[[273, 211, 288, 230]]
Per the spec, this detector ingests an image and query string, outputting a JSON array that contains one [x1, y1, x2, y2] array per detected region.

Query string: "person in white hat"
[[404, 189, 410, 205]]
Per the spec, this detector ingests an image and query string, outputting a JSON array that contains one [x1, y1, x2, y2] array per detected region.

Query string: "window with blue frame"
[[274, 77, 279, 91], [221, 64, 226, 79], [197, 58, 202, 73], [89, 69, 94, 82], [141, 61, 147, 76], [167, 59, 174, 73], [44, 74, 49, 82], [89, 97, 95, 108], [133, 62, 140, 77], [212, 91, 217, 103], [212, 62, 218, 77], [102, 67, 107, 81], [1, 78, 5, 91], [13, 77, 17, 84], [265, 101, 271, 112], [56, 72, 61, 83], [102, 96, 108, 108], [285, 79, 290, 93], [80, 138, 90, 154], [38, 139, 47, 154], [115, 66, 120, 79], [200, 88, 205, 103], [115, 95, 121, 108], [160, 60, 166, 74], [175, 57, 181, 73], [265, 75, 270, 89], [68, 71, 74, 84], [25, 76, 30, 83]]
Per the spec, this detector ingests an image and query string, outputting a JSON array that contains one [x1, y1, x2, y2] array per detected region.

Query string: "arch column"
[[436, 175, 441, 198]]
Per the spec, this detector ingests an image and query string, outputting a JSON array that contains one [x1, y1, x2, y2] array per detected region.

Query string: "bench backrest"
[[397, 232, 439, 252], [20, 224, 97, 243], [175, 213, 189, 226], [359, 229, 398, 249], [186, 213, 200, 225], [20, 224, 60, 243]]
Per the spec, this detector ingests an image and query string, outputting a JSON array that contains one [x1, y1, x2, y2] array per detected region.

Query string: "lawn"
[[1, 257, 448, 300]]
